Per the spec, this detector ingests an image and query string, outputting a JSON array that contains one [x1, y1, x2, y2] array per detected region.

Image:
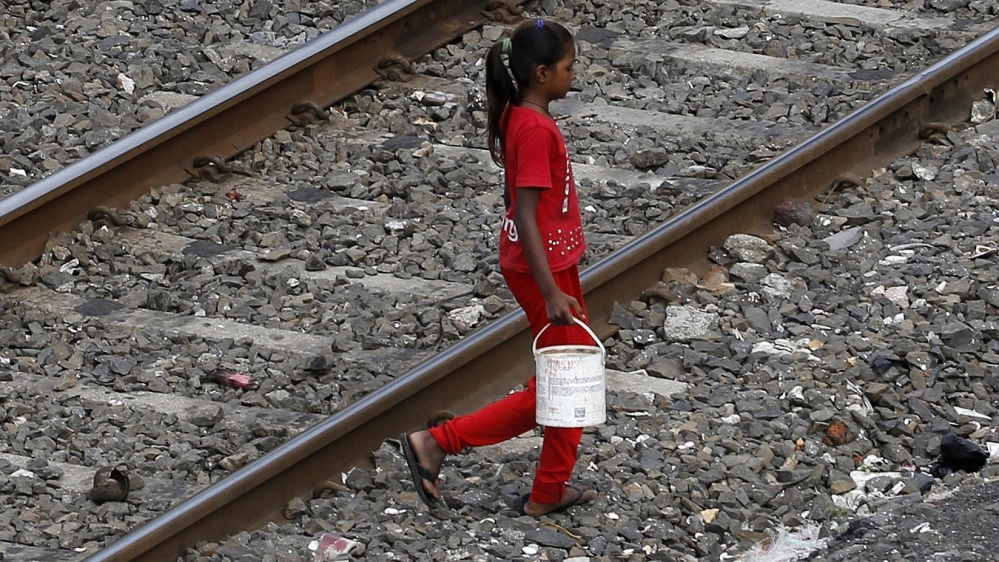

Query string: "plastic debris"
[[833, 466, 911, 513], [953, 406, 991, 421], [740, 523, 827, 562], [225, 189, 245, 202], [202, 369, 259, 390], [845, 380, 874, 417], [930, 433, 988, 478], [88, 465, 130, 504], [750, 338, 820, 362], [308, 533, 362, 561]]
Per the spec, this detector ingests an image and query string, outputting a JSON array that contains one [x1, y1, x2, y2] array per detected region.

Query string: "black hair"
[[485, 19, 574, 166]]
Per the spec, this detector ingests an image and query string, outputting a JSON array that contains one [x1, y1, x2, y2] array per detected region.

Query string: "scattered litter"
[[832, 466, 909, 513], [930, 433, 988, 478], [844, 380, 874, 417], [88, 465, 130, 504], [852, 468, 903, 488], [888, 243, 935, 252], [225, 189, 244, 202], [878, 255, 908, 266], [889, 480, 907, 495], [859, 455, 890, 470], [308, 533, 362, 561], [967, 245, 997, 259], [740, 523, 827, 562], [9, 168, 27, 178], [59, 258, 80, 274], [751, 339, 820, 362], [202, 369, 259, 390], [910, 522, 932, 534], [953, 406, 991, 421]]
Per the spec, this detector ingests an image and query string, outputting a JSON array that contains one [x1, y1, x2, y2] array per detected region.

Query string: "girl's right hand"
[[545, 291, 584, 325]]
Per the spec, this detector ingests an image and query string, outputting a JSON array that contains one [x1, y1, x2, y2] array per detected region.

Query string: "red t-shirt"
[[498, 105, 585, 274]]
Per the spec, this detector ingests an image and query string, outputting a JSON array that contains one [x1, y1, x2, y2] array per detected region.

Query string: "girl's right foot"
[[401, 430, 446, 503], [519, 483, 597, 517]]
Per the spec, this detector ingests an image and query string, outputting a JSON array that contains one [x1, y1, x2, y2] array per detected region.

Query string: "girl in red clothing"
[[402, 19, 598, 517]]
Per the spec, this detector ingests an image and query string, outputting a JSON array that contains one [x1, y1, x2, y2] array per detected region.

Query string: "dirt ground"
[[807, 478, 999, 562]]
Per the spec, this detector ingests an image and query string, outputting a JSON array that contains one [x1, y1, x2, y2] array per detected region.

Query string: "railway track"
[[0, 0, 997, 560]]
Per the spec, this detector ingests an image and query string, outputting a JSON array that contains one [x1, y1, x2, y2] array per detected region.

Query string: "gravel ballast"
[[1, 0, 998, 561]]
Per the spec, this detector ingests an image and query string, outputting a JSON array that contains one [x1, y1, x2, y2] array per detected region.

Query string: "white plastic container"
[[533, 317, 606, 427]]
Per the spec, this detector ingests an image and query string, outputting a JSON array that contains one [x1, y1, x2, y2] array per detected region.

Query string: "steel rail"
[[82, 24, 999, 562], [579, 27, 999, 331], [0, 0, 526, 269]]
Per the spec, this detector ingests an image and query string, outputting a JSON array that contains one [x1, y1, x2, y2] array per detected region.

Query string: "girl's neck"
[[518, 94, 551, 116]]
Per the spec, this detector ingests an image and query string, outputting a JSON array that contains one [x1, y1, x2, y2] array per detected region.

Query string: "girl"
[[402, 19, 598, 517]]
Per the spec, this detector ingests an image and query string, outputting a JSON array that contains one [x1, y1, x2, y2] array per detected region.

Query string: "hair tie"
[[537, 19, 545, 27], [501, 38, 512, 55]]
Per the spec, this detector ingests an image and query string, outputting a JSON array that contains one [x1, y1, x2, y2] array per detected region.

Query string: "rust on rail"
[[0, 0, 524, 268]]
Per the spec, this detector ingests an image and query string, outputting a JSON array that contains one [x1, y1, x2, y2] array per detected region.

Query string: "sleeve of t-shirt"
[[511, 125, 554, 190]]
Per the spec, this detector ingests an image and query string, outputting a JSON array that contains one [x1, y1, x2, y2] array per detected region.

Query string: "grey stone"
[[723, 234, 772, 264], [663, 305, 718, 342], [729, 263, 768, 283], [824, 227, 864, 251]]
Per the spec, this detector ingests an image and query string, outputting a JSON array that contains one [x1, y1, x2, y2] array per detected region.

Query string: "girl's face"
[[543, 43, 576, 101]]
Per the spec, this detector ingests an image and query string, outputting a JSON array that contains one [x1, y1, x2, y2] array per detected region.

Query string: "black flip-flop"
[[515, 483, 589, 516], [400, 432, 440, 507]]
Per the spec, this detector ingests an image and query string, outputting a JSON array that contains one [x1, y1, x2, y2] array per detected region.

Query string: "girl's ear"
[[533, 64, 551, 84]]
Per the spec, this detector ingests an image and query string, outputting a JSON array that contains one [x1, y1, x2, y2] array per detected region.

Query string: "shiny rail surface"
[[0, 0, 526, 269], [77, 23, 999, 562]]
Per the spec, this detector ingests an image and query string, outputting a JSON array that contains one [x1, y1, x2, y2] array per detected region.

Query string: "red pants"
[[428, 265, 592, 504]]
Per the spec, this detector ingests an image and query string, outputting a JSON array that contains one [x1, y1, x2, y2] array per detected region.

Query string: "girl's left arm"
[[514, 187, 583, 325]]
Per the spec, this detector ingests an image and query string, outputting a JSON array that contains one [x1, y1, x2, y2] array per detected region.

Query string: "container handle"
[[533, 317, 606, 358]]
